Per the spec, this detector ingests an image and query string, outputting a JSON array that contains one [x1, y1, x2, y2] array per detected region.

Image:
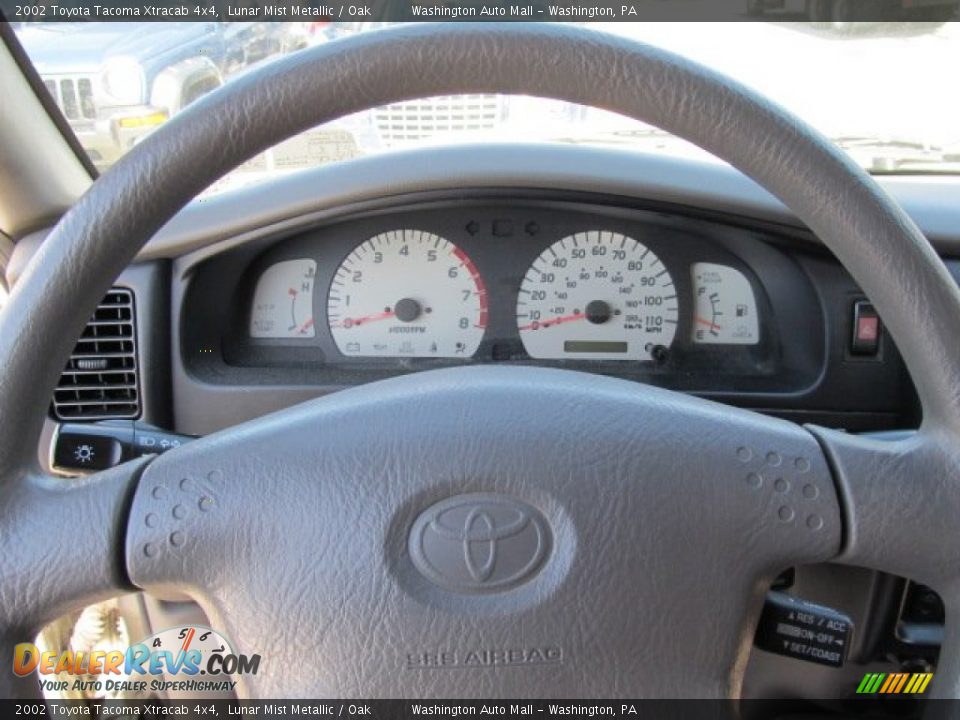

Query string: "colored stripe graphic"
[[857, 672, 933, 694], [879, 674, 896, 693], [893, 673, 909, 693]]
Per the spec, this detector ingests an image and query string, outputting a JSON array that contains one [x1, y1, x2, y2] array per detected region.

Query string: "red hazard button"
[[852, 301, 880, 355], [858, 315, 878, 341]]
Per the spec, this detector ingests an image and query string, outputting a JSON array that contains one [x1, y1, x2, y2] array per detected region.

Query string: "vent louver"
[[52, 288, 140, 421]]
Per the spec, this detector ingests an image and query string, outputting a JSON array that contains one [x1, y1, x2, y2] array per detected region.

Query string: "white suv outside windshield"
[[15, 21, 960, 197]]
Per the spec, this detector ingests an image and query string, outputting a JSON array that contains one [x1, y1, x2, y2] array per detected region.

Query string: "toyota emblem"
[[409, 494, 551, 593]]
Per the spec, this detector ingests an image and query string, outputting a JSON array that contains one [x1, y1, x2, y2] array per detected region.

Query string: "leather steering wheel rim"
[[2, 23, 959, 699]]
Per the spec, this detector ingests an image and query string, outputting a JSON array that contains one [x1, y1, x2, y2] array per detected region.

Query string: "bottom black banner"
[[0, 699, 947, 720]]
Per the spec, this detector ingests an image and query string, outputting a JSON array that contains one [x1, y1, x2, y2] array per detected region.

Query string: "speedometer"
[[327, 230, 487, 358], [516, 231, 678, 360]]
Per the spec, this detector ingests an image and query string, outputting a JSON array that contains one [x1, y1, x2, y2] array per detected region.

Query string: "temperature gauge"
[[250, 258, 317, 338], [691, 262, 759, 345]]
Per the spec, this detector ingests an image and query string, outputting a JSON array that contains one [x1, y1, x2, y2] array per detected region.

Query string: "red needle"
[[695, 316, 722, 331], [339, 310, 395, 329], [518, 312, 587, 332], [180, 627, 196, 653], [298, 317, 315, 334]]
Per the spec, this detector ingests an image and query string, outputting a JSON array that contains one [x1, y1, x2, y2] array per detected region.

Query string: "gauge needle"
[[518, 312, 587, 332], [180, 627, 195, 653], [695, 316, 722, 331], [339, 310, 396, 329], [298, 317, 315, 334]]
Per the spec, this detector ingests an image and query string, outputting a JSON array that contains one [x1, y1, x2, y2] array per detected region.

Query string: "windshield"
[[14, 20, 960, 196]]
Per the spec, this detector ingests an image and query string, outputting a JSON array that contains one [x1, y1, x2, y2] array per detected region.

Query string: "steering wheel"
[[2, 23, 959, 699]]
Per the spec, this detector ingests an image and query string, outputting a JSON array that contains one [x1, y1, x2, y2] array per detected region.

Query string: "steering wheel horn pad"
[[125, 367, 841, 697], [1, 23, 960, 698]]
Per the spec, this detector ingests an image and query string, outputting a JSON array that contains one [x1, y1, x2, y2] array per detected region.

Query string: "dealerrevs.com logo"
[[13, 625, 259, 695]]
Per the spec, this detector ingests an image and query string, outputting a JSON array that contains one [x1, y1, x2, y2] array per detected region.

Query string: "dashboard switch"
[[53, 432, 125, 473], [852, 300, 881, 355], [133, 426, 190, 453]]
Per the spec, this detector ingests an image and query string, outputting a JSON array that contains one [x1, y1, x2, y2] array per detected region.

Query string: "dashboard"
[[12, 144, 945, 438], [176, 192, 911, 434]]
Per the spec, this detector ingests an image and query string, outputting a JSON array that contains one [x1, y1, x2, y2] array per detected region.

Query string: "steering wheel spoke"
[[810, 428, 960, 581], [0, 458, 151, 697], [810, 426, 960, 697]]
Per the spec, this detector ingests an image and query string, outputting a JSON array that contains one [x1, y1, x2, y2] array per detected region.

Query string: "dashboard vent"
[[52, 288, 140, 421]]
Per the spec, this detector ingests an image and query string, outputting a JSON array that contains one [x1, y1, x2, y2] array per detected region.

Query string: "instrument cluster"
[[211, 199, 818, 394], [247, 223, 761, 365], [174, 196, 904, 429]]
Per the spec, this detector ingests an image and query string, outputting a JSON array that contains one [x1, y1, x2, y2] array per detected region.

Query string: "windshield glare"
[[14, 21, 960, 196]]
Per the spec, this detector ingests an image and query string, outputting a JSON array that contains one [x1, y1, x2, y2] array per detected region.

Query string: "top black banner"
[[3, 0, 959, 22]]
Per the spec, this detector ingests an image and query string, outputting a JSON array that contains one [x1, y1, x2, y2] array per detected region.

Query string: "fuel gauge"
[[691, 262, 759, 345]]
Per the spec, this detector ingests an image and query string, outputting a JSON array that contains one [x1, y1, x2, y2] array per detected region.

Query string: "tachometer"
[[328, 230, 487, 357], [517, 231, 678, 360]]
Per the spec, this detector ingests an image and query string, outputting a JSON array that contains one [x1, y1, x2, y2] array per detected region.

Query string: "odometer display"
[[516, 231, 678, 360], [328, 230, 487, 358], [564, 340, 629, 354]]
